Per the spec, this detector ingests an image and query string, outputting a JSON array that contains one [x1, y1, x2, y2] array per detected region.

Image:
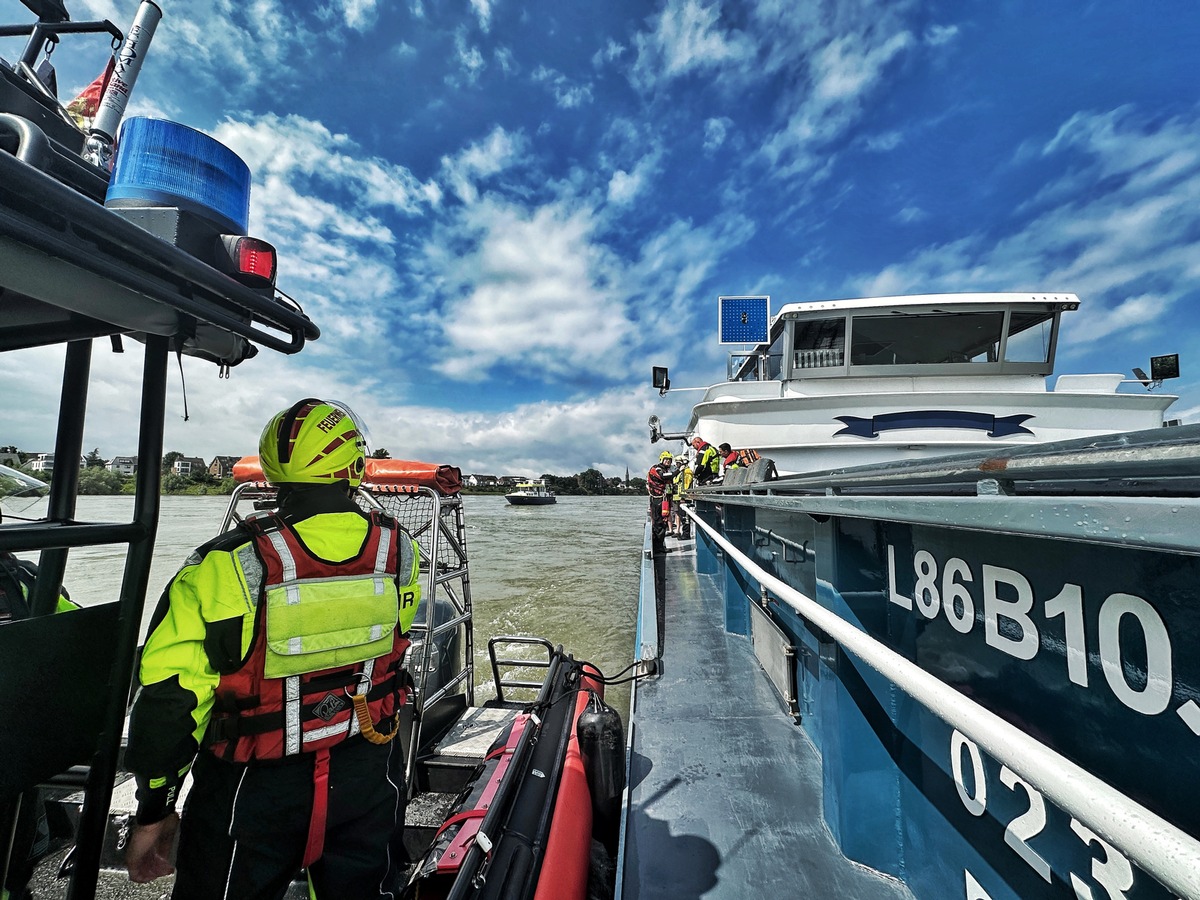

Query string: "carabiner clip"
[[344, 672, 372, 697]]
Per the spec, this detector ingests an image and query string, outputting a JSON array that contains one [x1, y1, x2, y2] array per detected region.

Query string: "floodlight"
[[1150, 354, 1180, 381]]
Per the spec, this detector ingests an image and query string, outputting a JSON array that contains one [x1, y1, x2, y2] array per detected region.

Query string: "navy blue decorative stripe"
[[833, 410, 1034, 439]]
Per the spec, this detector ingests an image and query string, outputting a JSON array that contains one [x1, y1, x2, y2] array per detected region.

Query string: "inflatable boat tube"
[[232, 455, 462, 494]]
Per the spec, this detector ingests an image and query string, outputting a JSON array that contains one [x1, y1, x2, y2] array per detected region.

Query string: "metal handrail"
[[487, 636, 554, 704], [635, 517, 659, 676], [416, 667, 471, 711], [685, 505, 1200, 899]]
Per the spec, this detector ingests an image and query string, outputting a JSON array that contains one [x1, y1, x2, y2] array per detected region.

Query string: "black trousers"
[[173, 736, 407, 900]]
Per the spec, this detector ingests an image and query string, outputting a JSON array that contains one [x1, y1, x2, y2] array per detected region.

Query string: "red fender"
[[533, 687, 594, 900]]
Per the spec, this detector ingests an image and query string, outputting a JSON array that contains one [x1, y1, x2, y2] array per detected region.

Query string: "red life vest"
[[647, 464, 671, 498], [205, 510, 412, 764]]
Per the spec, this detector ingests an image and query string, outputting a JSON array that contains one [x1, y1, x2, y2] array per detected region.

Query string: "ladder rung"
[[493, 657, 550, 668]]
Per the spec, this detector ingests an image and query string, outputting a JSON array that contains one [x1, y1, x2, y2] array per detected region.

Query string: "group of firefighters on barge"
[[646, 436, 758, 540]]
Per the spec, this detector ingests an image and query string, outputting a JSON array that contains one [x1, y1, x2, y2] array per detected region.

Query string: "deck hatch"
[[748, 600, 799, 719]]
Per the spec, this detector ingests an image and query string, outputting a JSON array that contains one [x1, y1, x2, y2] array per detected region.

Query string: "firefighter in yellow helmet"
[[125, 399, 421, 898]]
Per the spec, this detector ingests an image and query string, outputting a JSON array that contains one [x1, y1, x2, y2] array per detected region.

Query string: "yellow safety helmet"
[[659, 451, 674, 462], [259, 398, 368, 487]]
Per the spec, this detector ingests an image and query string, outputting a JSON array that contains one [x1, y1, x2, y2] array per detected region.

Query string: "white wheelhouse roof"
[[773, 292, 1080, 321]]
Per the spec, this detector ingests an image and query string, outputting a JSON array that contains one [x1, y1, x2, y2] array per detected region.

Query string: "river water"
[[19, 493, 645, 718]]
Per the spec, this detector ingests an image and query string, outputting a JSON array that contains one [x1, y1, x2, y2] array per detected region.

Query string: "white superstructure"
[[686, 293, 1175, 475]]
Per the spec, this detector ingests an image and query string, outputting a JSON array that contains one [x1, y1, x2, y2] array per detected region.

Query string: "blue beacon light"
[[105, 117, 251, 235]]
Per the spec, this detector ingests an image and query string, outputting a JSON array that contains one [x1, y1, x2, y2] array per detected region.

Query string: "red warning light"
[[218, 235, 277, 287], [236, 238, 276, 283]]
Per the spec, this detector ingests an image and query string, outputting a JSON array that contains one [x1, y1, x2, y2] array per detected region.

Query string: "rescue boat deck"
[[619, 536, 914, 899]]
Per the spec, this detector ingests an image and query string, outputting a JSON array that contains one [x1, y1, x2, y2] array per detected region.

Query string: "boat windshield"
[[850, 311, 1005, 365], [733, 303, 1059, 381]]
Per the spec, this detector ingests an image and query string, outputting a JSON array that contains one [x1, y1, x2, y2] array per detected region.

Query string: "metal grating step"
[[430, 705, 519, 761], [420, 705, 520, 794]]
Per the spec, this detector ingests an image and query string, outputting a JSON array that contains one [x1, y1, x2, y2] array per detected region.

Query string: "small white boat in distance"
[[505, 480, 557, 505], [680, 292, 1177, 476]]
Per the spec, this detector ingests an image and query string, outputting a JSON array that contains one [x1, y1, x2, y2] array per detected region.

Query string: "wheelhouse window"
[[770, 300, 1063, 381], [1004, 309, 1055, 364], [793, 318, 845, 369], [730, 326, 788, 381], [850, 312, 1004, 366]]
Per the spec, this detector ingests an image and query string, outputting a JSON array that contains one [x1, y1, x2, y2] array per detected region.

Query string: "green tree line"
[[4, 447, 234, 496], [3, 448, 647, 497], [467, 469, 646, 496]]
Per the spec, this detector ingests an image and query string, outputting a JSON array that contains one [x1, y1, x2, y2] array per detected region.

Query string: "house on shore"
[[464, 474, 499, 488], [172, 456, 206, 476], [108, 456, 137, 476], [208, 456, 240, 479]]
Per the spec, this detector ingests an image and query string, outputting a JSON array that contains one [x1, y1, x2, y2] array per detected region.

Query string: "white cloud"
[[426, 198, 629, 379], [895, 206, 927, 224], [532, 66, 594, 109], [440, 126, 529, 204], [495, 46, 518, 75], [125, 0, 314, 99], [403, 160, 756, 385], [453, 28, 486, 83], [630, 0, 756, 89], [626, 0, 917, 191], [703, 117, 732, 152], [1063, 293, 1169, 346], [593, 38, 626, 67], [470, 0, 493, 31], [204, 114, 443, 367], [606, 151, 661, 206], [762, 28, 914, 178], [367, 386, 671, 476], [925, 24, 959, 46], [332, 0, 380, 31], [864, 130, 904, 152], [214, 114, 439, 216]]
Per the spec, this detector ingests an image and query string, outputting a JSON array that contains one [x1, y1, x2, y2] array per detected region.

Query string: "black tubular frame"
[[0, 22, 319, 894], [0, 336, 168, 900], [0, 82, 317, 900]]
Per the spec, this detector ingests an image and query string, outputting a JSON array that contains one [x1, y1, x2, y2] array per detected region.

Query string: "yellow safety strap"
[[349, 692, 399, 745]]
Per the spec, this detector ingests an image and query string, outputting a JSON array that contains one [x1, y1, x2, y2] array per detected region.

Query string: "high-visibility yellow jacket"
[[671, 466, 693, 500], [125, 494, 420, 825]]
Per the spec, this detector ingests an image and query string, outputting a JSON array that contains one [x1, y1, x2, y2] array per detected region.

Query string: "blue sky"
[[4, 0, 1200, 477]]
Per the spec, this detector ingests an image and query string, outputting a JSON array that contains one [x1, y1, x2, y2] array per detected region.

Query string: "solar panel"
[[719, 295, 770, 344]]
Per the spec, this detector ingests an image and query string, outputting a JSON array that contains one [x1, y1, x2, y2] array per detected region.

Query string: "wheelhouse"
[[729, 293, 1078, 382]]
